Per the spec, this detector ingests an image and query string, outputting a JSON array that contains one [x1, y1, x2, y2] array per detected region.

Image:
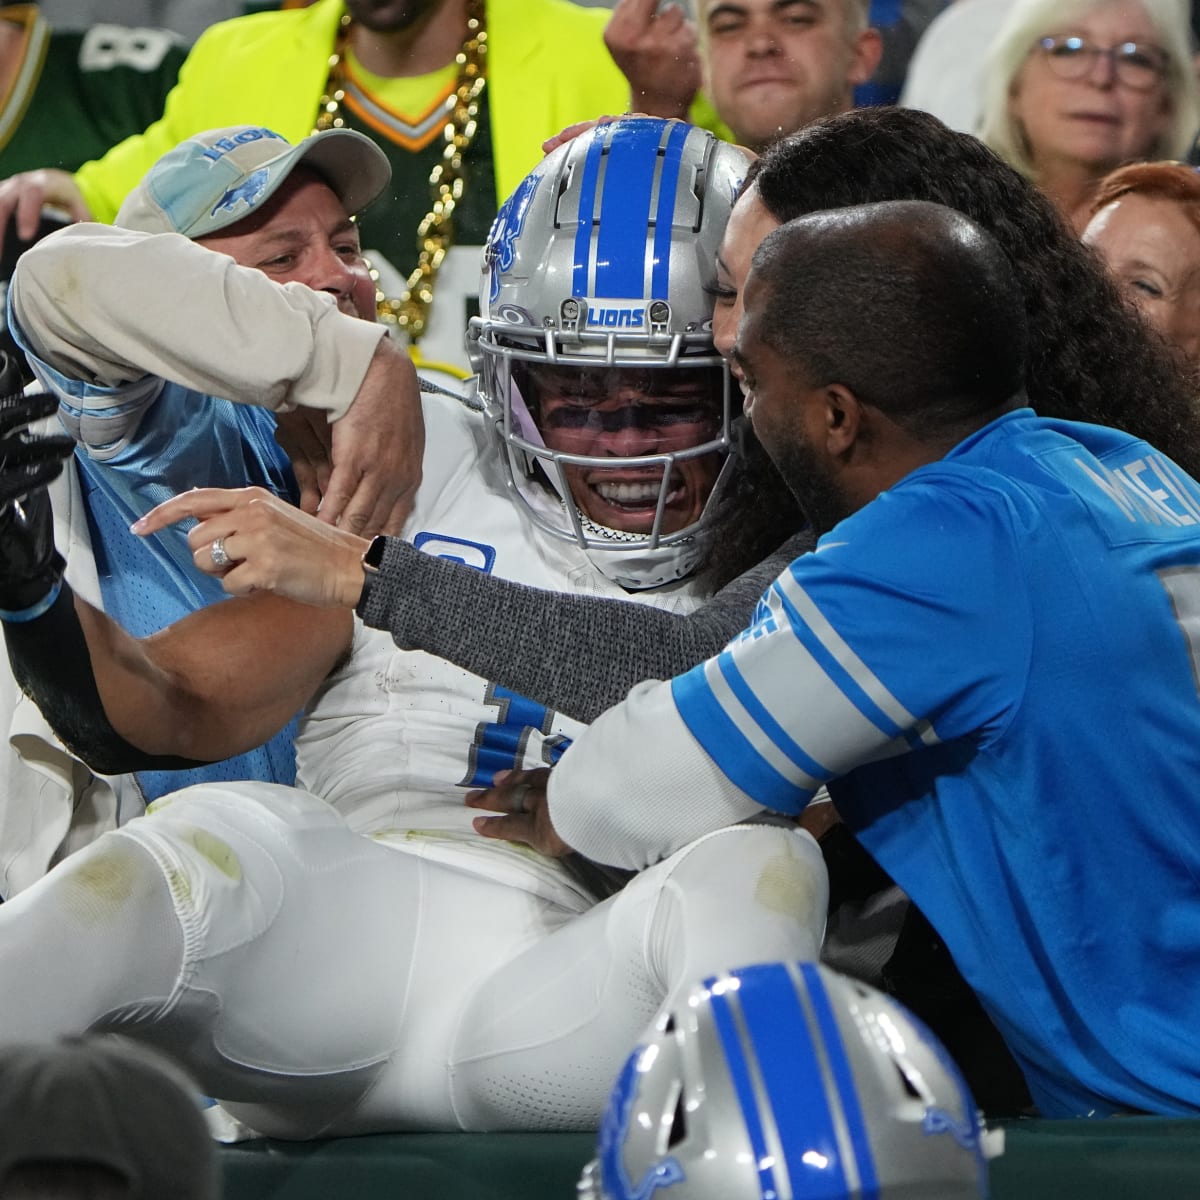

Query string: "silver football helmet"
[[468, 117, 748, 590], [580, 962, 991, 1200]]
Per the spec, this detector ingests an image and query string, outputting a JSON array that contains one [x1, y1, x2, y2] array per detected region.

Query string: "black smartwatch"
[[361, 534, 387, 575], [357, 534, 388, 611]]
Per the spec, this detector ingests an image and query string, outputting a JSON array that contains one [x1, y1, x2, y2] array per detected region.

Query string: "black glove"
[[0, 372, 74, 615]]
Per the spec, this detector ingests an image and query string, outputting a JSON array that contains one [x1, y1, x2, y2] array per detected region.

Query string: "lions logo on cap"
[[210, 167, 270, 220]]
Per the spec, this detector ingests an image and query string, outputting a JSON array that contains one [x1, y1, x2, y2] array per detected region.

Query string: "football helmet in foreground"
[[580, 961, 991, 1200]]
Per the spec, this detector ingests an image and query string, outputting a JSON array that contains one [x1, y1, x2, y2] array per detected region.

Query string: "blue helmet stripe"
[[738, 964, 848, 1199], [650, 122, 690, 299], [571, 125, 607, 298], [706, 977, 780, 1200], [592, 119, 668, 299], [799, 963, 881, 1200]]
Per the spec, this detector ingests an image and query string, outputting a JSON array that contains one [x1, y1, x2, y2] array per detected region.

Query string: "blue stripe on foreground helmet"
[[579, 961, 992, 1200]]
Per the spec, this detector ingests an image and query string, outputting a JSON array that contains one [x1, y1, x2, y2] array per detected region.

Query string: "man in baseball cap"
[[115, 124, 392, 241], [10, 120, 418, 551], [0, 1036, 218, 1199], [0, 121, 422, 823]]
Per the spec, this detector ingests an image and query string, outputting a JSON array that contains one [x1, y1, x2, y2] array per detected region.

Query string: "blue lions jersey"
[[672, 409, 1200, 1117], [18, 335, 300, 802]]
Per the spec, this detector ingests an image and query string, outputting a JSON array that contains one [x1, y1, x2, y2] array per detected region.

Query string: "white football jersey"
[[294, 391, 704, 910]]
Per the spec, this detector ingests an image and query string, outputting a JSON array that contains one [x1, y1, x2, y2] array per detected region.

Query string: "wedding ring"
[[509, 783, 532, 814], [209, 537, 231, 569]]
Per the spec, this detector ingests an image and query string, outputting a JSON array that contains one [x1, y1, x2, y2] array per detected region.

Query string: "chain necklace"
[[314, 1, 488, 339]]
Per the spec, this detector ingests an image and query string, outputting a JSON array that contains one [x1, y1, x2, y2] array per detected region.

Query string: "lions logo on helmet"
[[483, 171, 540, 305], [595, 1052, 686, 1199], [469, 117, 749, 591], [579, 962, 992, 1200]]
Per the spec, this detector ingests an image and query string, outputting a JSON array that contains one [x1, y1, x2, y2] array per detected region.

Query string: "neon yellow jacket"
[[75, 0, 632, 220]]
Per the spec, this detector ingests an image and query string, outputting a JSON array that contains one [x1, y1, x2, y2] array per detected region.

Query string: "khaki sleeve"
[[11, 223, 386, 421]]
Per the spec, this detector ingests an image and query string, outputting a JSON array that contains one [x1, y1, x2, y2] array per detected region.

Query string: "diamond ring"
[[209, 537, 231, 569]]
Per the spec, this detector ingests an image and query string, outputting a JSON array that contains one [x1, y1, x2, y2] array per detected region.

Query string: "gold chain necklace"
[[314, 1, 488, 339]]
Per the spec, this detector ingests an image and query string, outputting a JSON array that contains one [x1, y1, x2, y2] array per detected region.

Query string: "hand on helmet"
[[0, 387, 73, 614]]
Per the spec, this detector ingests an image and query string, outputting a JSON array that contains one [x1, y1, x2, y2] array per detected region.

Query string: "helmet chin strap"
[[580, 538, 704, 592], [564, 446, 741, 591]]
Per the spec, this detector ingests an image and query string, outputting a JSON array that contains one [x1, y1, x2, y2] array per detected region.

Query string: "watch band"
[[356, 534, 388, 613], [361, 534, 388, 575]]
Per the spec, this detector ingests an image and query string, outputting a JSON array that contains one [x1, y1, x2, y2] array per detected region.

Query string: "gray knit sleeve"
[[356, 531, 814, 723]]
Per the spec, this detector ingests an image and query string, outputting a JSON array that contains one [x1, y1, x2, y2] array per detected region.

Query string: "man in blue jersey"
[[473, 198, 1200, 1120], [0, 125, 422, 898]]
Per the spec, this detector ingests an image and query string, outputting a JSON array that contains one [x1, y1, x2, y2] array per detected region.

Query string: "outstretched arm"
[[7, 585, 351, 774], [359, 531, 813, 722], [136, 486, 815, 724]]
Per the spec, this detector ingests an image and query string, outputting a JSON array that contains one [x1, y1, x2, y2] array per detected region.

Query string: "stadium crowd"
[[2, 0, 1200, 1197]]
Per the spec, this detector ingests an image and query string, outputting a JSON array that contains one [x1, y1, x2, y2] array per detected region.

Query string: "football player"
[[0, 117, 828, 1135]]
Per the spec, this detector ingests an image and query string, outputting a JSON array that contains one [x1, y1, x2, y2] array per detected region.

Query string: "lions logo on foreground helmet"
[[470, 117, 748, 590], [580, 962, 991, 1200]]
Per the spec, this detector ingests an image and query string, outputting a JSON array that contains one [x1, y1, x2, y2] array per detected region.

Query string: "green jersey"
[[0, 6, 185, 175]]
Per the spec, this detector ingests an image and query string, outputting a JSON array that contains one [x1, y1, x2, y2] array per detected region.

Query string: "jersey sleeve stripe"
[[672, 665, 817, 814], [712, 649, 834, 784], [729, 588, 927, 777], [776, 571, 942, 749], [770, 582, 907, 743]]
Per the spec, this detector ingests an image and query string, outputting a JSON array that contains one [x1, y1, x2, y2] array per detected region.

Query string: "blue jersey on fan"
[[14, 324, 300, 802], [672, 408, 1200, 1118]]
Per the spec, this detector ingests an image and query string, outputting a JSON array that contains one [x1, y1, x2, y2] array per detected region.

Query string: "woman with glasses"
[[978, 0, 1199, 230]]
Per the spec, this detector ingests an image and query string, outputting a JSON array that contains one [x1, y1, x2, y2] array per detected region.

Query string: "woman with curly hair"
[[702, 103, 1200, 587]]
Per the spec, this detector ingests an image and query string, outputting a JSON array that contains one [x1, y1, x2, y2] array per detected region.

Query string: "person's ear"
[[846, 26, 883, 87], [823, 383, 863, 456]]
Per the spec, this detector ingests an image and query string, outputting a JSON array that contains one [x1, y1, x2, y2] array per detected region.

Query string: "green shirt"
[[0, 9, 185, 175]]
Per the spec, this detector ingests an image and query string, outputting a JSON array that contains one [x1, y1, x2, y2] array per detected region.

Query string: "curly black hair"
[[702, 106, 1200, 589]]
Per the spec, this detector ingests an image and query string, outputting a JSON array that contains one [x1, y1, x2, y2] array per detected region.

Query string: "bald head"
[[744, 199, 1027, 440]]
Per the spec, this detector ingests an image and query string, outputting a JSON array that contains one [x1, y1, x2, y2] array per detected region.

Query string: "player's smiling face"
[[528, 364, 726, 535]]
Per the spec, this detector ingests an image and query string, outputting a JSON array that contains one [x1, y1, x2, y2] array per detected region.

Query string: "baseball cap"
[[115, 123, 392, 239], [0, 1036, 218, 1199]]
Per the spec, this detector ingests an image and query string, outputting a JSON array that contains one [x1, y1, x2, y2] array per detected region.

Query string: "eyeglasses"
[[1036, 35, 1169, 91]]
